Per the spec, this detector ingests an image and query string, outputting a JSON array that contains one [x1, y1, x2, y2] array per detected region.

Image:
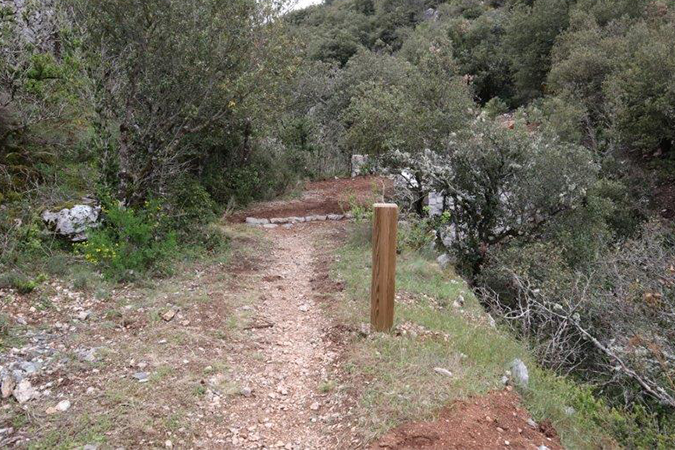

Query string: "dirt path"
[[220, 224, 351, 449], [228, 176, 389, 223], [0, 176, 565, 449]]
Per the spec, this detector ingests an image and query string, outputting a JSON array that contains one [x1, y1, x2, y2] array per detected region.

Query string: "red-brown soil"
[[228, 176, 391, 222], [371, 390, 563, 450]]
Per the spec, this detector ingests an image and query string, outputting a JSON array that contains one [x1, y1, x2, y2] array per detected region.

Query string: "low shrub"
[[483, 97, 509, 118], [397, 214, 437, 253], [347, 194, 373, 224], [182, 223, 230, 255], [202, 140, 302, 208], [166, 176, 217, 230], [0, 271, 47, 294], [76, 199, 178, 281], [480, 220, 675, 411]]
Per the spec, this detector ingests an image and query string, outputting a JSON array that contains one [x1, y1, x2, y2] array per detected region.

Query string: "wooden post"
[[370, 203, 398, 332]]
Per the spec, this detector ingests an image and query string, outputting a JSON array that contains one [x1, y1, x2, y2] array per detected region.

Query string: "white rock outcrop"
[[351, 155, 370, 177], [510, 359, 530, 388], [42, 204, 101, 242]]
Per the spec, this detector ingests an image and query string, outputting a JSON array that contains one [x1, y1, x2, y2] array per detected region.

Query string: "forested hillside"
[[287, 3, 675, 442], [1, 0, 675, 447]]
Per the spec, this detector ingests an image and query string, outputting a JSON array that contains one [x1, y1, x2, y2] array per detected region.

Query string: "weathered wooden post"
[[370, 203, 398, 332]]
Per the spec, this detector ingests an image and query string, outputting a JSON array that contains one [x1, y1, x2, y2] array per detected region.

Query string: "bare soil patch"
[[228, 176, 390, 222], [371, 390, 563, 450]]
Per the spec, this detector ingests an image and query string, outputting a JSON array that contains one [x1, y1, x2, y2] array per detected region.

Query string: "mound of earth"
[[228, 176, 390, 222], [371, 390, 563, 450]]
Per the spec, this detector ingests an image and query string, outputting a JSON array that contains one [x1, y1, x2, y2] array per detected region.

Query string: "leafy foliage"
[[76, 200, 177, 281], [0, 0, 83, 194], [605, 16, 675, 153], [385, 117, 598, 275], [504, 0, 571, 103], [447, 7, 513, 103], [68, 0, 302, 208]]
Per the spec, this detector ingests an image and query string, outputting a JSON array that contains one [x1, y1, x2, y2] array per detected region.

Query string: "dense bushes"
[[287, 0, 675, 160], [504, 0, 571, 103], [76, 200, 177, 281], [0, 1, 83, 196], [69, 0, 296, 206], [447, 7, 513, 103], [480, 221, 675, 409], [605, 17, 675, 154], [384, 118, 598, 274], [377, 109, 672, 440], [1, 0, 306, 281], [548, 1, 675, 154]]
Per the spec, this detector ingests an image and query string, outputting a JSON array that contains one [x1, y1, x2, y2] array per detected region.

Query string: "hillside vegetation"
[[1, 0, 675, 447]]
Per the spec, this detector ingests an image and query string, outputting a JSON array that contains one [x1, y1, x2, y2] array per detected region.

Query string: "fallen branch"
[[244, 320, 274, 330]]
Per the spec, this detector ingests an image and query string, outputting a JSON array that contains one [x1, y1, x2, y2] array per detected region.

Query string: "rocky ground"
[[1, 176, 562, 449]]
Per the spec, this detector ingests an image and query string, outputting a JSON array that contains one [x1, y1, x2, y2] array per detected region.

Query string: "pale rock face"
[[437, 254, 452, 270], [424, 8, 439, 21], [427, 191, 444, 217], [13, 379, 37, 404], [510, 359, 529, 388], [1, 371, 16, 399], [394, 169, 419, 190], [42, 204, 101, 241], [351, 155, 370, 177]]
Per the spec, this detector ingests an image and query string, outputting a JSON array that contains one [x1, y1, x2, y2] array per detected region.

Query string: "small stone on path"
[[57, 399, 71, 412], [20, 361, 38, 375], [240, 387, 253, 397], [433, 368, 453, 377], [162, 309, 177, 322], [13, 380, 36, 404], [1, 372, 16, 399], [133, 372, 150, 383]]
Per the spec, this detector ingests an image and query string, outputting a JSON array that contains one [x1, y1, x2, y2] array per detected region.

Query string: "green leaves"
[[71, 0, 299, 203]]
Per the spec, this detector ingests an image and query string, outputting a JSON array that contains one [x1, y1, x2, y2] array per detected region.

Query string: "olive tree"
[[385, 117, 598, 276]]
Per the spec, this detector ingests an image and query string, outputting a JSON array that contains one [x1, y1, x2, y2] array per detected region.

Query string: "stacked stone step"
[[245, 214, 352, 228]]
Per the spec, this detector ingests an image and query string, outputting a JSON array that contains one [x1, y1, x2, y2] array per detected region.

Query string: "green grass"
[[27, 411, 112, 450], [331, 224, 616, 448]]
